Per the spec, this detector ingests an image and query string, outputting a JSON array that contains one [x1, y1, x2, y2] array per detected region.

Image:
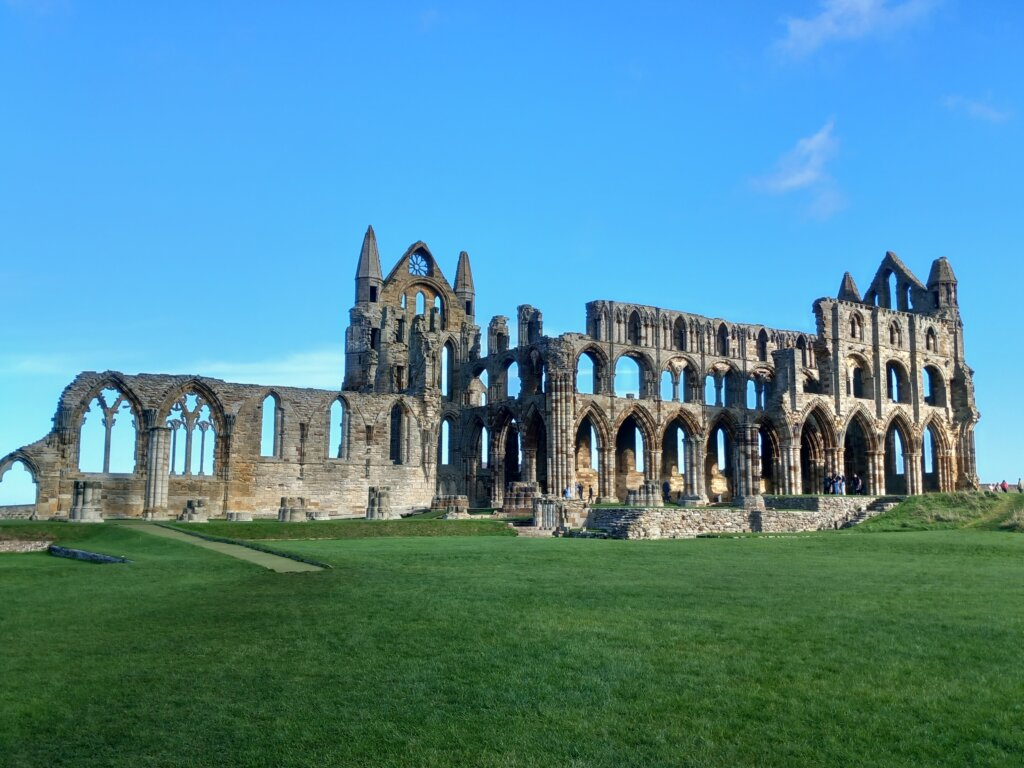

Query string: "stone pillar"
[[867, 450, 884, 495], [906, 451, 922, 495], [600, 445, 616, 502], [523, 448, 537, 484], [691, 436, 707, 503], [789, 444, 802, 496], [491, 450, 505, 508], [69, 480, 104, 523], [143, 426, 170, 520]]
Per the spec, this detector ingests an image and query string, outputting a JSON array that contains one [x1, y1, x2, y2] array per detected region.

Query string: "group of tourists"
[[989, 479, 1024, 493], [823, 472, 865, 495], [563, 483, 595, 502]]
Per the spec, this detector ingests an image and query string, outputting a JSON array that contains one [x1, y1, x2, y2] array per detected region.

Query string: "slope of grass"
[[2, 526, 1024, 767], [167, 517, 517, 541], [856, 491, 1024, 532], [0, 520, 115, 544]]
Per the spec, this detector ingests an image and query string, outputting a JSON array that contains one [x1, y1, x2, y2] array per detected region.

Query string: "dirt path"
[[132, 524, 322, 572]]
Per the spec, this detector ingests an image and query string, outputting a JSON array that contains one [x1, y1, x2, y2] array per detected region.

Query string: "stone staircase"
[[841, 496, 905, 528]]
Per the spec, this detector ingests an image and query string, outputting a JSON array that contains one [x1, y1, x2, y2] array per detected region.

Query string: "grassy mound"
[[856, 491, 1024, 532], [167, 517, 517, 541], [0, 520, 112, 544]]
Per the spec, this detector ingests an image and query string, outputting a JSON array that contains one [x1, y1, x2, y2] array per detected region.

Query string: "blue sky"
[[1, 0, 1022, 501]]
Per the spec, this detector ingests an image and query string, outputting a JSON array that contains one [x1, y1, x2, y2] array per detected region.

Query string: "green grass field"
[[2, 504, 1023, 767]]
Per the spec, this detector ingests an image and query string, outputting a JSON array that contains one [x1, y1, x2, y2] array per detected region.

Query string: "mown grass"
[[2, 524, 1023, 767], [856, 491, 1024, 533], [166, 517, 517, 541]]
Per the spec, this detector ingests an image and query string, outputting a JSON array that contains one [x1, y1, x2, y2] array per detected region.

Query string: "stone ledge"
[[0, 540, 51, 553]]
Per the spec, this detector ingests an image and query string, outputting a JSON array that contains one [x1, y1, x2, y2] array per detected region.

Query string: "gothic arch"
[[611, 403, 657, 448], [0, 451, 40, 483], [72, 373, 145, 427], [157, 379, 227, 431], [573, 404, 612, 449]]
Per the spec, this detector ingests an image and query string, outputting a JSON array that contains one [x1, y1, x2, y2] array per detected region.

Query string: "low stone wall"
[[586, 504, 867, 540], [0, 505, 37, 520], [0, 539, 51, 553], [764, 495, 876, 514]]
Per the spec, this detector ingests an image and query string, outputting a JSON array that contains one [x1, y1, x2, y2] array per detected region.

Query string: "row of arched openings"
[[566, 408, 948, 503]]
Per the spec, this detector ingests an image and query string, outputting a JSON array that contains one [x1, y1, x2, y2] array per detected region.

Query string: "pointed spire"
[[356, 225, 383, 281], [927, 256, 957, 286], [454, 250, 475, 317], [454, 251, 474, 294], [838, 271, 862, 302]]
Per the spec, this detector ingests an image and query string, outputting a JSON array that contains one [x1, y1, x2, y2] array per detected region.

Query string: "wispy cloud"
[[187, 348, 345, 390], [753, 120, 845, 218], [942, 94, 1011, 123], [777, 0, 937, 57]]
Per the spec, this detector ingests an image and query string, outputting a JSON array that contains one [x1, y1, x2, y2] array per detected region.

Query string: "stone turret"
[[837, 272, 862, 303], [454, 250, 475, 319], [355, 225, 383, 305], [927, 257, 958, 311]]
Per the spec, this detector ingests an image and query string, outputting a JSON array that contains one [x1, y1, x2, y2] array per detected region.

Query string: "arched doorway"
[[884, 419, 911, 495], [843, 415, 872, 493], [614, 413, 648, 501], [705, 418, 736, 501], [660, 415, 694, 502], [799, 409, 834, 494], [574, 413, 603, 502], [921, 422, 942, 492]]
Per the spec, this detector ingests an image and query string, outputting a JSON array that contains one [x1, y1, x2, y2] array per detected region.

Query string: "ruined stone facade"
[[0, 228, 979, 520]]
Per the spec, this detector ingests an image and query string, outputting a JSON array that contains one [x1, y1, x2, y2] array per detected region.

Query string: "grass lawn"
[[1, 519, 1023, 767], [165, 517, 517, 541]]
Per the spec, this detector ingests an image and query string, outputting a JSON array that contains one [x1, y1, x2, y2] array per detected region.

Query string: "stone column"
[[491, 448, 505, 508], [600, 445, 616, 502], [143, 426, 171, 519], [866, 450, 883, 495], [692, 436, 707, 502], [906, 451, 922, 495]]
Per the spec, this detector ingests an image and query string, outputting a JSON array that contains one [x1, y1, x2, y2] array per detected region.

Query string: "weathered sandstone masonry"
[[0, 229, 978, 522]]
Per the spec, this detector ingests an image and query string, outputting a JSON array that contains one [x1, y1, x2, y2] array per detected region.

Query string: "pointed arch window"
[[260, 394, 283, 458], [328, 398, 348, 459], [167, 392, 216, 476], [79, 387, 137, 474]]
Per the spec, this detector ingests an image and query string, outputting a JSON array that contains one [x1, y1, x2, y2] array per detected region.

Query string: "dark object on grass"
[[48, 545, 130, 564]]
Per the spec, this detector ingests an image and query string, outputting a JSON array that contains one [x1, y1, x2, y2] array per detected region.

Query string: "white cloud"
[[188, 347, 345, 390], [777, 0, 936, 57], [753, 120, 845, 218], [942, 95, 1011, 123]]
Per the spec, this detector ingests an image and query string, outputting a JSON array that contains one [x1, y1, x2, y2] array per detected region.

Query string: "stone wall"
[[586, 504, 869, 539], [764, 495, 878, 515], [0, 540, 50, 553], [0, 505, 36, 520]]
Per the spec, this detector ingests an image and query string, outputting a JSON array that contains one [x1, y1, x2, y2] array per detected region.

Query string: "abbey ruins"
[[0, 227, 980, 534]]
